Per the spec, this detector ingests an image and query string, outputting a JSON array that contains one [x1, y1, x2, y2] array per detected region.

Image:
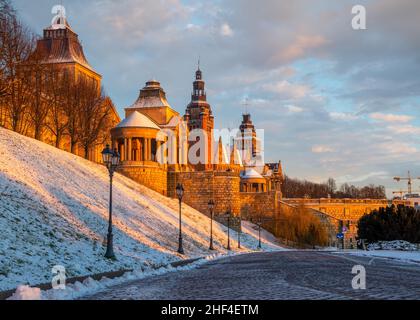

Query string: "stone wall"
[[167, 170, 241, 217], [239, 192, 279, 220], [283, 198, 389, 249], [117, 164, 168, 195]]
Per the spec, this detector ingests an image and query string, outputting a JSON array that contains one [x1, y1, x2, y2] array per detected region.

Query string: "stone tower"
[[237, 113, 258, 165], [32, 17, 102, 87], [184, 65, 214, 168]]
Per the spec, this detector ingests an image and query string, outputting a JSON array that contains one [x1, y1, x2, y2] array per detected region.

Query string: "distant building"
[[111, 67, 284, 219], [15, 16, 121, 162], [34, 19, 102, 87]]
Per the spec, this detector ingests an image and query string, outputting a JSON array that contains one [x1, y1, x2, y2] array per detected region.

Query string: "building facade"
[[111, 69, 284, 220]]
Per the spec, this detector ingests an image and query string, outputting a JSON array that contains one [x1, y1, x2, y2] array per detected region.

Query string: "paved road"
[[84, 251, 420, 300]]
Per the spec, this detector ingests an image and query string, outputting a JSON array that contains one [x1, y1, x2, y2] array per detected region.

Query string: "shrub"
[[358, 205, 420, 243]]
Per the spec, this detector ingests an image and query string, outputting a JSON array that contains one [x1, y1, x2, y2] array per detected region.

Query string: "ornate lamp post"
[[257, 220, 262, 249], [176, 183, 185, 254], [208, 200, 215, 250], [237, 214, 242, 249], [102, 145, 120, 260], [227, 211, 231, 251]]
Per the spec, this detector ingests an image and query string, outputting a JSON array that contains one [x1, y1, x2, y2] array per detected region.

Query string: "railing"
[[283, 198, 389, 205]]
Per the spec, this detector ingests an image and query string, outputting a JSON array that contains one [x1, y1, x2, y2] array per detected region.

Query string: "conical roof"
[[240, 168, 264, 180], [116, 111, 160, 130]]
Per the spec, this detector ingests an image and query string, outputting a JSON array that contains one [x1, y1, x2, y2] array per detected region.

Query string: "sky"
[[11, 0, 420, 197]]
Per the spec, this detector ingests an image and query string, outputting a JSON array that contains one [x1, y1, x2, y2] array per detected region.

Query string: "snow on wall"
[[0, 128, 282, 291]]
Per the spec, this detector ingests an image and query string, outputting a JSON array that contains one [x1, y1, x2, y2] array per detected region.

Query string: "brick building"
[[112, 68, 284, 220]]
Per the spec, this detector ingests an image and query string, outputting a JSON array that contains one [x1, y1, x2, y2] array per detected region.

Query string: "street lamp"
[[208, 200, 215, 250], [102, 145, 120, 260], [237, 214, 242, 249], [257, 220, 262, 249], [227, 211, 231, 251], [176, 183, 185, 254]]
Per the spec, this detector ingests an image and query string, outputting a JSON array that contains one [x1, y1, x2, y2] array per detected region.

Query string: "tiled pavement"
[[83, 251, 420, 300]]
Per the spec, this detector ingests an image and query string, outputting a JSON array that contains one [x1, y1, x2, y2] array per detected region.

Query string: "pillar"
[[128, 138, 132, 161], [147, 138, 152, 161], [136, 139, 140, 162], [120, 143, 125, 162], [124, 138, 128, 161], [144, 138, 148, 161]]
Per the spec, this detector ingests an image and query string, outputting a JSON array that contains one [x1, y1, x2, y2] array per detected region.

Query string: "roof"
[[33, 20, 98, 75], [128, 80, 171, 109], [240, 168, 265, 180], [116, 111, 160, 130]]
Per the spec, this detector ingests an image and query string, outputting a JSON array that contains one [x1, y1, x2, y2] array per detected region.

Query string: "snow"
[[240, 168, 264, 180], [366, 240, 419, 252], [129, 96, 171, 109], [116, 111, 160, 130], [7, 285, 42, 300], [0, 127, 283, 294], [341, 250, 420, 264]]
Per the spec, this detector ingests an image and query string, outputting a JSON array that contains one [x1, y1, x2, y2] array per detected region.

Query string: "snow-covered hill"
[[0, 128, 281, 292]]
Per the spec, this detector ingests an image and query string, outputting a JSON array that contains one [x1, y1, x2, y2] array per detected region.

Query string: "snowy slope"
[[0, 128, 282, 291]]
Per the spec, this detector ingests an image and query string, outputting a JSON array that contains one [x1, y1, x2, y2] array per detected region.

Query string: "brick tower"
[[184, 64, 214, 168]]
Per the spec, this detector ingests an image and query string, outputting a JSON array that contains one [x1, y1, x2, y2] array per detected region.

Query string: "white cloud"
[[387, 124, 420, 135], [329, 112, 358, 121], [220, 23, 234, 37], [263, 80, 310, 99], [379, 142, 417, 155], [336, 171, 389, 184], [312, 145, 334, 153], [285, 105, 304, 113], [272, 35, 328, 63], [370, 112, 414, 123]]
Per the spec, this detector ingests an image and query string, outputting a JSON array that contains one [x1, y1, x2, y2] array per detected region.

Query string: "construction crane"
[[392, 190, 407, 198], [393, 171, 420, 195]]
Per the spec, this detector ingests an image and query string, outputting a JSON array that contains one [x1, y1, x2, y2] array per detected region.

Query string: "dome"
[[240, 168, 264, 180], [116, 111, 160, 130], [145, 79, 161, 88]]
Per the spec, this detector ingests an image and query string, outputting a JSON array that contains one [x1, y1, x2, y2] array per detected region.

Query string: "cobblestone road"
[[84, 251, 420, 300]]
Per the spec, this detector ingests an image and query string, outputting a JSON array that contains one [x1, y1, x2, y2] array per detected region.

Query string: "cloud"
[[273, 35, 328, 62], [336, 171, 390, 184], [12, 0, 420, 198], [285, 105, 304, 113], [387, 125, 420, 135], [312, 145, 334, 153], [220, 23, 234, 37], [329, 112, 358, 121], [370, 113, 414, 123], [262, 81, 310, 99]]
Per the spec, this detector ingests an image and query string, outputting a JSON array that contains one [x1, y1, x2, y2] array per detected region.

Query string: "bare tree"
[[0, 6, 35, 133], [78, 81, 112, 159], [25, 51, 50, 140], [62, 76, 83, 154], [45, 67, 68, 148]]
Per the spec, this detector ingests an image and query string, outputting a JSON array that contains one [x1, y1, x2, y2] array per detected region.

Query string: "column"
[[156, 141, 162, 164], [124, 138, 128, 161], [144, 138, 148, 161], [149, 139, 153, 161], [120, 143, 125, 162], [136, 139, 140, 162], [128, 138, 132, 161]]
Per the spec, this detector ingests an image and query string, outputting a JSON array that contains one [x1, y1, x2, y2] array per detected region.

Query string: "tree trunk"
[[84, 145, 89, 160], [55, 134, 61, 148], [70, 139, 77, 154]]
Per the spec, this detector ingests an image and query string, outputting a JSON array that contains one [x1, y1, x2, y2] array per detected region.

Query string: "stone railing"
[[283, 198, 389, 206]]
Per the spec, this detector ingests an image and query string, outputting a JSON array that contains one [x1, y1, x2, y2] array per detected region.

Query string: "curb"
[[0, 257, 204, 300]]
